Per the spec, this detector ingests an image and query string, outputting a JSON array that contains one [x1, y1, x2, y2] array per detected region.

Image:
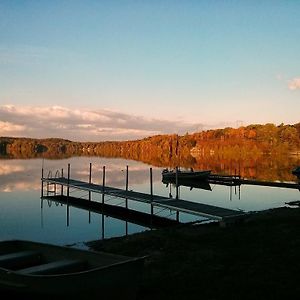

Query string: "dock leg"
[[125, 165, 128, 209], [125, 165, 129, 235], [150, 167, 154, 220], [88, 163, 92, 223], [61, 168, 64, 196], [176, 166, 179, 199], [67, 163, 70, 200], [89, 163, 92, 201], [102, 166, 105, 204], [41, 167, 44, 198]]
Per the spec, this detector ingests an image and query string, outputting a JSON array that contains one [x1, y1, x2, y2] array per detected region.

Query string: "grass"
[[87, 207, 300, 300]]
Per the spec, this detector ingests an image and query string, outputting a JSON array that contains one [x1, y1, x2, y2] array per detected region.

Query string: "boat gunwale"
[[0, 239, 145, 278]]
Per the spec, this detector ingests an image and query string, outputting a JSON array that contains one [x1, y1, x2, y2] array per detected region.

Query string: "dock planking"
[[43, 177, 245, 221]]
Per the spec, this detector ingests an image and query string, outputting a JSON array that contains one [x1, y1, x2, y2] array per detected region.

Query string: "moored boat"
[[162, 168, 211, 181], [0, 239, 145, 299]]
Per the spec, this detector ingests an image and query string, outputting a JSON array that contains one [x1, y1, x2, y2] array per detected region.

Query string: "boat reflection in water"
[[162, 177, 212, 192]]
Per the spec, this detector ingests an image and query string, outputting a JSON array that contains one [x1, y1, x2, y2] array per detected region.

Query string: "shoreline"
[[87, 206, 300, 299]]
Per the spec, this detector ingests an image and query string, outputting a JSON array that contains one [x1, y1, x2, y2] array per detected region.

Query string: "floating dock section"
[[207, 174, 300, 190]]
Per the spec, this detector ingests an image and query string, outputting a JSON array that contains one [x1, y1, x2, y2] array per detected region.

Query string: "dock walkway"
[[43, 177, 245, 221], [207, 174, 300, 190]]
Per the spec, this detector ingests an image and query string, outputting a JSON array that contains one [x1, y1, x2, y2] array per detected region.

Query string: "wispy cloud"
[[0, 121, 26, 133], [288, 78, 300, 90], [0, 105, 204, 141]]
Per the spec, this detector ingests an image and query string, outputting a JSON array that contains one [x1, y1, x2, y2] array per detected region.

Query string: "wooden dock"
[[208, 174, 240, 186], [42, 176, 245, 221], [207, 174, 300, 190], [238, 178, 300, 189]]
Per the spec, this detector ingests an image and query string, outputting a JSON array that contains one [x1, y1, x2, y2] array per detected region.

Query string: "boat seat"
[[0, 250, 42, 269], [18, 259, 87, 275]]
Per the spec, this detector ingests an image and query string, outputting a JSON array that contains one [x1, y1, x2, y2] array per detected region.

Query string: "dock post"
[[46, 180, 49, 196], [125, 165, 129, 236], [67, 163, 70, 200], [102, 166, 105, 204], [89, 163, 92, 183], [61, 168, 64, 196], [150, 167, 153, 199], [175, 166, 179, 199], [41, 166, 44, 198], [125, 165, 129, 207], [89, 163, 92, 201], [150, 167, 153, 215]]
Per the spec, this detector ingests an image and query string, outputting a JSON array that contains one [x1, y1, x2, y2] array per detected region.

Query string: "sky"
[[0, 0, 300, 141]]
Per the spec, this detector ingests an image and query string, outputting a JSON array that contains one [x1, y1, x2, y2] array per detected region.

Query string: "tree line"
[[1, 123, 300, 181]]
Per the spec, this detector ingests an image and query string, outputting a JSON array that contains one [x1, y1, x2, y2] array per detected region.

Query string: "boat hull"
[[162, 170, 211, 181], [0, 240, 144, 299]]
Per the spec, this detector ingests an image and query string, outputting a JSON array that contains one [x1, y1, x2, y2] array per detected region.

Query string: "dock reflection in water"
[[41, 196, 150, 241]]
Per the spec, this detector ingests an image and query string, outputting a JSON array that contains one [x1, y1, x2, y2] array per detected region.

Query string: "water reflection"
[[0, 157, 160, 193], [40, 197, 147, 240], [1, 157, 300, 246]]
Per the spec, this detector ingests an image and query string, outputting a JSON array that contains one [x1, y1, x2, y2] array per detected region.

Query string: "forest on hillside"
[[1, 123, 300, 181]]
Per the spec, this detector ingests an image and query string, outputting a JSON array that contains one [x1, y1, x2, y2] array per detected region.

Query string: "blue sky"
[[0, 1, 300, 141]]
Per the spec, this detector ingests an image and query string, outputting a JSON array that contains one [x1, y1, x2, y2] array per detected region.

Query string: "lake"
[[0, 156, 299, 247]]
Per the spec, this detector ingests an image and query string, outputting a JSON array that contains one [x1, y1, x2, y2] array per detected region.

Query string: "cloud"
[[0, 165, 25, 176], [0, 104, 204, 141], [288, 78, 300, 90], [0, 121, 26, 133]]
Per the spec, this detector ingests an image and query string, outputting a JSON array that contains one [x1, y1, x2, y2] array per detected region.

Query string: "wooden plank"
[[154, 199, 244, 220], [238, 179, 300, 189]]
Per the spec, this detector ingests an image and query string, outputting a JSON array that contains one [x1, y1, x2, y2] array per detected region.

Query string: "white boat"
[[0, 239, 145, 299]]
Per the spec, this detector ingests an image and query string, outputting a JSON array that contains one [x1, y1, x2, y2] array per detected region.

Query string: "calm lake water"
[[0, 157, 299, 247]]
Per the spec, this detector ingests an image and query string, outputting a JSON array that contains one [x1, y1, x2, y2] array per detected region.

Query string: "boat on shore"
[[0, 239, 145, 299], [162, 168, 211, 181]]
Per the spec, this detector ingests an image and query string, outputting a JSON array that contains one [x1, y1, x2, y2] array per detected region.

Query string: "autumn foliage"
[[1, 123, 300, 181]]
